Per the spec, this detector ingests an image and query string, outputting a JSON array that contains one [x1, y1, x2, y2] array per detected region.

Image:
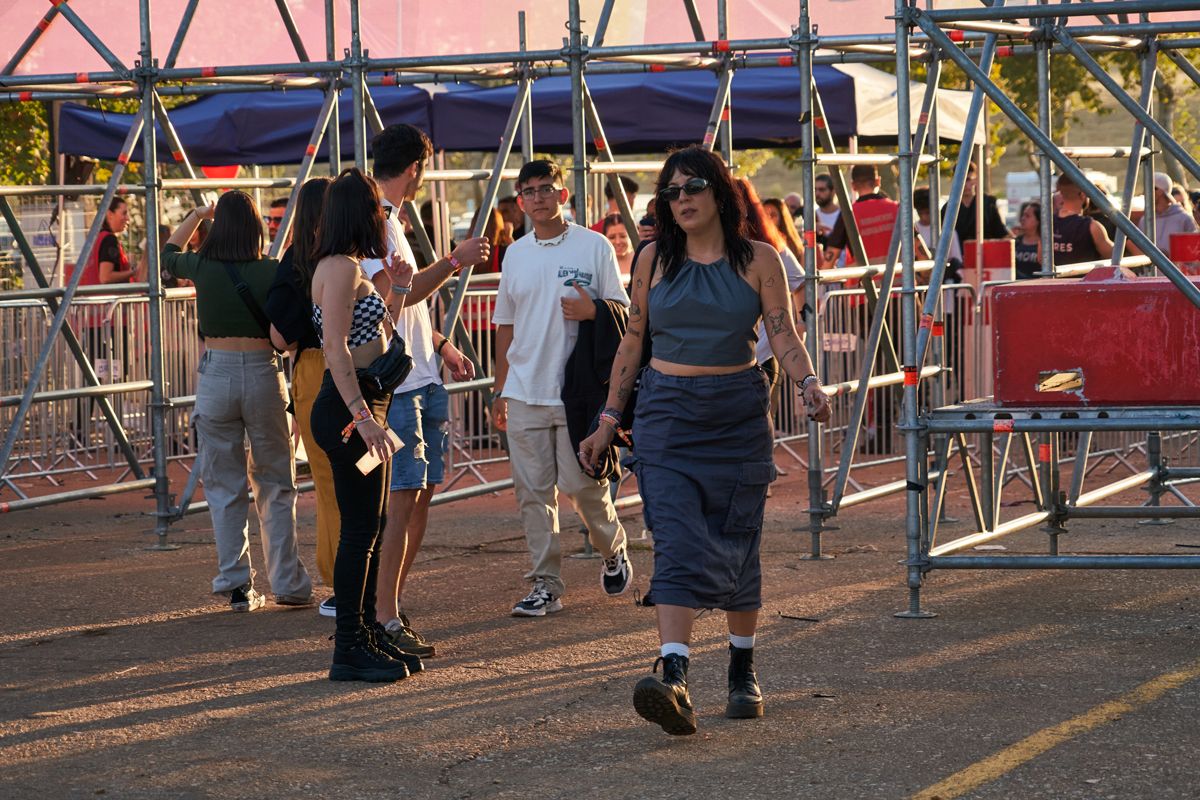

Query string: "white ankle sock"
[[660, 642, 690, 659], [729, 634, 756, 650]]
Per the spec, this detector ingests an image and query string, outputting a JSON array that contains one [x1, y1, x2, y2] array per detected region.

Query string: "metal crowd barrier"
[[4, 280, 1188, 519]]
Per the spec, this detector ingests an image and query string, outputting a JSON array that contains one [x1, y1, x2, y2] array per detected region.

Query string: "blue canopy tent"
[[57, 85, 435, 164], [58, 65, 975, 162], [431, 67, 857, 152]]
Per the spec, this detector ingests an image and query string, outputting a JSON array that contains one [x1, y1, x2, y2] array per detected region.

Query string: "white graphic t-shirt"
[[492, 223, 629, 406]]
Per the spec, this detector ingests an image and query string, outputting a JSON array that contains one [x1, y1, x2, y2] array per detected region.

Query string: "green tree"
[[1106, 44, 1200, 187], [0, 102, 50, 185]]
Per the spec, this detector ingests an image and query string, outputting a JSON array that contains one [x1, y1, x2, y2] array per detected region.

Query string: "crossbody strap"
[[219, 261, 273, 337]]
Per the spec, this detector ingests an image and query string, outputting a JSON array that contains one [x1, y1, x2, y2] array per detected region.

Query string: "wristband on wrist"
[[391, 283, 412, 294], [436, 338, 451, 356], [799, 374, 819, 392], [447, 254, 462, 272]]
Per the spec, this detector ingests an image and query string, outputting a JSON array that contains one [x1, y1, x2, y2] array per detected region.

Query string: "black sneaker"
[[230, 585, 266, 613], [383, 618, 437, 658], [368, 622, 425, 674], [329, 632, 410, 683], [318, 596, 336, 617], [511, 581, 563, 617], [601, 545, 632, 596], [633, 654, 697, 735]]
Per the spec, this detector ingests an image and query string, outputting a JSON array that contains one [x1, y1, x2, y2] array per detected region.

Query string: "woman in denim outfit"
[[580, 147, 831, 736]]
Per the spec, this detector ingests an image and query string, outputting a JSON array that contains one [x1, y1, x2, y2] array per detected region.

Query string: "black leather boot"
[[725, 645, 764, 718], [633, 653, 697, 735], [329, 628, 410, 683], [368, 621, 425, 674]]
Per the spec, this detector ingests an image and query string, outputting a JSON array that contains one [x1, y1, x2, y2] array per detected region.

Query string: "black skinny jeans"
[[310, 370, 392, 646]]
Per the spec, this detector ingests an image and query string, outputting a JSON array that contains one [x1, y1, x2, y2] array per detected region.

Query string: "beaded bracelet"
[[341, 408, 374, 443], [799, 374, 819, 393]]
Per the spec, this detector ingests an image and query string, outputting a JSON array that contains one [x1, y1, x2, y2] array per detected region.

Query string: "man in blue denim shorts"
[[365, 124, 489, 657]]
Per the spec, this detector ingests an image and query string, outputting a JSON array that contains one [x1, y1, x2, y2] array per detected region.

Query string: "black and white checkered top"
[[312, 290, 388, 348]]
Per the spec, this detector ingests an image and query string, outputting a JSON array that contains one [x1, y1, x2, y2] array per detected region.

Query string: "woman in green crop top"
[[162, 192, 312, 614]]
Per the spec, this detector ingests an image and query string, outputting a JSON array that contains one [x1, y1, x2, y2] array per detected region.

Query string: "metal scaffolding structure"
[[884, 0, 1200, 617], [0, 0, 949, 542], [3, 0, 1198, 610]]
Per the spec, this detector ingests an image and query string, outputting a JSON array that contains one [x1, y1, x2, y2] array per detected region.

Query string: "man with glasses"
[[265, 198, 288, 247], [491, 159, 632, 617]]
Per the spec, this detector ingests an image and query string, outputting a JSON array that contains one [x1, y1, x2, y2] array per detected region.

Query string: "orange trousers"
[[292, 347, 340, 587]]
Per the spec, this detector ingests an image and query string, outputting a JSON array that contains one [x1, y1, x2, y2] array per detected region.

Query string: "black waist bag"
[[357, 332, 413, 400]]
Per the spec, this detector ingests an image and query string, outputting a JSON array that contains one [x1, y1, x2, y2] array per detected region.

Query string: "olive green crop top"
[[161, 243, 277, 339]]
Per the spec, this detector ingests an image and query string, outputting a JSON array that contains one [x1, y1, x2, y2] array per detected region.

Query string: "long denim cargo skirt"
[[630, 366, 776, 612]]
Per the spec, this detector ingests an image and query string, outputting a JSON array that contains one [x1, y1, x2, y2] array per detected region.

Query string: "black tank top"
[[1053, 214, 1100, 266], [1014, 239, 1040, 279]]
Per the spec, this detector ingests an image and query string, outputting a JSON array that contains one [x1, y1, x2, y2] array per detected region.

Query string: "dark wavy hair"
[[314, 168, 387, 261], [290, 177, 331, 296], [197, 191, 263, 262], [100, 196, 126, 234], [652, 146, 752, 281]]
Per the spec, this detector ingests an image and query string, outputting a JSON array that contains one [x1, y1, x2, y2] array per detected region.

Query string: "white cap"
[[1153, 171, 1172, 196]]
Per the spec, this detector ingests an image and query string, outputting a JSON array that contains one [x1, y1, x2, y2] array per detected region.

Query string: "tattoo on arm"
[[766, 308, 788, 336]]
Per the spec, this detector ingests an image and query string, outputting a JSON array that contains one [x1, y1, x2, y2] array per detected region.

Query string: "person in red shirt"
[[821, 164, 900, 267]]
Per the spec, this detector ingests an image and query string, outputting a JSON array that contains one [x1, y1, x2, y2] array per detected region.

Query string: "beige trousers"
[[194, 349, 311, 598], [505, 399, 626, 597]]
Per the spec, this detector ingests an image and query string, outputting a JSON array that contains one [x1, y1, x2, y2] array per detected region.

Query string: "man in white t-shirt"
[[363, 124, 491, 656], [492, 159, 632, 617]]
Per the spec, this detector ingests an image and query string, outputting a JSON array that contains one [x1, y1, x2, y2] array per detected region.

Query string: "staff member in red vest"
[[80, 198, 135, 286], [821, 165, 900, 267]]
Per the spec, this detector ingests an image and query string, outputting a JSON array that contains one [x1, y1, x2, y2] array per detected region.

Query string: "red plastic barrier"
[[993, 272, 1200, 406]]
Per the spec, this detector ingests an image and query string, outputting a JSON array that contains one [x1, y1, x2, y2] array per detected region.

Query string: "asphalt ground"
[[0, 463, 1198, 800]]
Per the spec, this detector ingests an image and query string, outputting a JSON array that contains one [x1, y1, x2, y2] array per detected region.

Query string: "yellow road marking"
[[911, 657, 1200, 800]]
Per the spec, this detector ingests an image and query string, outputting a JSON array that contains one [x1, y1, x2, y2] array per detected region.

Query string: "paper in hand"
[[355, 428, 403, 475]]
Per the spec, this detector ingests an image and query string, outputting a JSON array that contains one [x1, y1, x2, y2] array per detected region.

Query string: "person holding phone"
[[579, 146, 831, 736], [308, 168, 419, 683]]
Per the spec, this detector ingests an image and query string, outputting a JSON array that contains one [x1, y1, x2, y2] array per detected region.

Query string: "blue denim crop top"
[[648, 257, 760, 367]]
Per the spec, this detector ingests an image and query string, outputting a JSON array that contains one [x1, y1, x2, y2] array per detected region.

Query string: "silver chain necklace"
[[533, 224, 571, 248]]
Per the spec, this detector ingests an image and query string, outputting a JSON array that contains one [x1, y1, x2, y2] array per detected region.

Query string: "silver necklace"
[[534, 224, 571, 248]]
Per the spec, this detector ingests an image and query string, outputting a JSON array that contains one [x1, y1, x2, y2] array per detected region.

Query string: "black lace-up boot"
[[633, 653, 697, 735], [725, 645, 763, 718], [368, 621, 425, 674], [329, 627, 410, 683]]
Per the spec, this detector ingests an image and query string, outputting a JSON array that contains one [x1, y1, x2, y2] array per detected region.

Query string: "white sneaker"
[[230, 585, 266, 613], [601, 546, 633, 596], [511, 581, 563, 617]]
